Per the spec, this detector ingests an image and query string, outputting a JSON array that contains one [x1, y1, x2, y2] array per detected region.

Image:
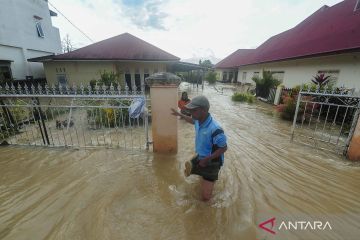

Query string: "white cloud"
[[49, 0, 343, 60]]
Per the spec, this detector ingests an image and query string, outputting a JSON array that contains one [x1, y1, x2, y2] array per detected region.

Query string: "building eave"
[[237, 47, 360, 68]]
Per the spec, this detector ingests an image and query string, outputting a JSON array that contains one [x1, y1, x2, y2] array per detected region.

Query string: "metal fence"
[[291, 87, 360, 155], [0, 83, 150, 150]]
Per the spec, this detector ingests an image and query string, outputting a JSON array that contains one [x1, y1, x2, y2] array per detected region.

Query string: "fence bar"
[[320, 104, 331, 141], [290, 92, 303, 141], [336, 107, 349, 145], [313, 102, 324, 137]]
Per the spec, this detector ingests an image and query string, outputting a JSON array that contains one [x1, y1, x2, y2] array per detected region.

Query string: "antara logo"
[[259, 217, 332, 235], [259, 217, 276, 234]]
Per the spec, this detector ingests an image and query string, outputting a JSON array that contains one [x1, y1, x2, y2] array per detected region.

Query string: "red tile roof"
[[37, 33, 180, 61], [214, 49, 255, 68], [216, 0, 360, 68]]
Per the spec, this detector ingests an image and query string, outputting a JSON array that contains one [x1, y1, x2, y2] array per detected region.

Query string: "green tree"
[[199, 59, 213, 68], [205, 71, 217, 84]]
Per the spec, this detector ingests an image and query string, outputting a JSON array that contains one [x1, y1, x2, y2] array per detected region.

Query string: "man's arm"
[[171, 108, 194, 124], [198, 146, 227, 167]]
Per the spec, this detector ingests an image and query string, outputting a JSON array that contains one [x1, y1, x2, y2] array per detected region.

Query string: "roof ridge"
[[216, 0, 360, 68], [52, 32, 179, 61]]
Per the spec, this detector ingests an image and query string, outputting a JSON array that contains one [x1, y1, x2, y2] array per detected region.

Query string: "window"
[[222, 72, 227, 81], [242, 72, 247, 81], [253, 72, 260, 78], [135, 74, 141, 91], [144, 69, 150, 91], [36, 22, 44, 38], [229, 72, 234, 82], [57, 74, 67, 86], [143, 69, 149, 80], [271, 71, 285, 83], [0, 66, 12, 82], [125, 73, 132, 91]]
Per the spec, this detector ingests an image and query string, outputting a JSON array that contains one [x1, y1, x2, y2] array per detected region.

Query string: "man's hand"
[[171, 108, 180, 117], [171, 108, 194, 124], [198, 158, 209, 167], [198, 147, 226, 167]]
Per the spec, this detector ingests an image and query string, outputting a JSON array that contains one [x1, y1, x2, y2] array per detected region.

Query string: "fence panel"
[[0, 83, 150, 150]]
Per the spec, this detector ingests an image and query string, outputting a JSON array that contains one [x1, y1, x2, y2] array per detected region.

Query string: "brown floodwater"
[[1, 84, 359, 240]]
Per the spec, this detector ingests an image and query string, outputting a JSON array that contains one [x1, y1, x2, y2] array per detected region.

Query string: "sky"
[[48, 0, 344, 63]]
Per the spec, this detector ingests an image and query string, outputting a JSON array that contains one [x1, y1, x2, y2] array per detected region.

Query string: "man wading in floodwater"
[[171, 95, 227, 201]]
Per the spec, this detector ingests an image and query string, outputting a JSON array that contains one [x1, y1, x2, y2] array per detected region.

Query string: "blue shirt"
[[194, 114, 227, 164]]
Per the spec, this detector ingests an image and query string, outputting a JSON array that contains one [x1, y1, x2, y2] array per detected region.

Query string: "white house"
[[0, 0, 61, 82], [215, 0, 360, 90]]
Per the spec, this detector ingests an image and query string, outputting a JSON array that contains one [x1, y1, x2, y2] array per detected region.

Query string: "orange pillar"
[[347, 115, 360, 161], [146, 72, 181, 153]]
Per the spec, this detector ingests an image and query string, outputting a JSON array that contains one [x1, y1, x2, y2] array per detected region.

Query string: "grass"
[[231, 92, 256, 103]]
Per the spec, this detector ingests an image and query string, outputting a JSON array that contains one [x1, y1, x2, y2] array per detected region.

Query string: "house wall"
[[236, 52, 360, 90], [236, 66, 261, 84], [215, 68, 237, 82], [0, 0, 61, 80], [215, 70, 222, 81], [43, 61, 167, 88]]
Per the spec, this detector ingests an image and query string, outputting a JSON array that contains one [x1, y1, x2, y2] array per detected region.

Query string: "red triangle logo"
[[259, 217, 276, 235]]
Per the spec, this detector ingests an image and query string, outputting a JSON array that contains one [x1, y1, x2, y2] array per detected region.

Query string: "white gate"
[[291, 87, 360, 155]]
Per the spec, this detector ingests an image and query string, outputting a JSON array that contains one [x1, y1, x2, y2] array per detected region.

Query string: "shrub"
[[89, 71, 124, 91], [86, 100, 132, 128], [311, 73, 331, 87], [98, 71, 121, 87], [232, 92, 255, 103], [89, 79, 97, 89], [276, 95, 297, 121], [252, 71, 281, 98], [302, 83, 320, 92], [205, 71, 217, 84]]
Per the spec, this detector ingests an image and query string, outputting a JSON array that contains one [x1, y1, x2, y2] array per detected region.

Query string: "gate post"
[[347, 112, 360, 161], [274, 85, 284, 105], [146, 72, 181, 153]]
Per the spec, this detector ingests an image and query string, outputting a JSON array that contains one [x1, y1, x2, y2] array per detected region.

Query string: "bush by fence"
[[232, 92, 255, 103]]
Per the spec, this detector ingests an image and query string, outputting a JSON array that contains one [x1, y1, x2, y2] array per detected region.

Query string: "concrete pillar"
[[347, 115, 360, 161], [146, 72, 181, 153], [274, 85, 284, 105], [21, 48, 31, 78]]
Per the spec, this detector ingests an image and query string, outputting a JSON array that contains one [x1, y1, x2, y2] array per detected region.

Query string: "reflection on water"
[[0, 84, 359, 240]]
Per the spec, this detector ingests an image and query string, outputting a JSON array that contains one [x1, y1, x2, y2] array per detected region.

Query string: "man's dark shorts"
[[190, 155, 222, 182]]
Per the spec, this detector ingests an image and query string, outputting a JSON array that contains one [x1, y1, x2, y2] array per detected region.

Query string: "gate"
[[0, 83, 150, 150], [290, 87, 360, 155]]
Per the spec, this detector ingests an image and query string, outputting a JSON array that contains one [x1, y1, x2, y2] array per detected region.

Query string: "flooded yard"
[[0, 84, 359, 239]]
